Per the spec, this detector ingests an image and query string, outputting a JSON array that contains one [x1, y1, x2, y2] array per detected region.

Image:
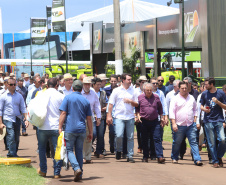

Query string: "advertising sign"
[[46, 6, 52, 33], [157, 14, 180, 48], [123, 31, 144, 58], [52, 0, 66, 32], [103, 27, 114, 53], [30, 18, 47, 45], [182, 0, 201, 47], [93, 21, 103, 54]]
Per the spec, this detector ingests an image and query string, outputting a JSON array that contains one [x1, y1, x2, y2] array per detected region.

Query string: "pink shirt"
[[169, 93, 197, 126]]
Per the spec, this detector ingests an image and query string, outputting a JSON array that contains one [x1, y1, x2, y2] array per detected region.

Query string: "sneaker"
[[218, 158, 223, 167], [37, 168, 46, 177], [127, 158, 135, 163], [172, 160, 178, 164], [74, 169, 82, 182], [116, 152, 121, 160]]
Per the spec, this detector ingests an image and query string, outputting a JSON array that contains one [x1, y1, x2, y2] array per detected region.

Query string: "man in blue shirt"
[[157, 76, 167, 96], [104, 74, 118, 98], [0, 78, 29, 157], [200, 77, 226, 168], [59, 80, 93, 182]]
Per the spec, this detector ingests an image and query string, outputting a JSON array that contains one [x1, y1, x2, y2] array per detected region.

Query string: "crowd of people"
[[0, 69, 226, 182]]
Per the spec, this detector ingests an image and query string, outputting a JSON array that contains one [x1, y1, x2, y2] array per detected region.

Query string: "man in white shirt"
[[37, 78, 64, 178], [81, 77, 101, 163], [62, 73, 73, 96], [107, 73, 138, 163]]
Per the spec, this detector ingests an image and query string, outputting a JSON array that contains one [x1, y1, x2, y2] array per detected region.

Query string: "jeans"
[[21, 116, 26, 134], [114, 118, 134, 158], [204, 122, 226, 164], [37, 130, 62, 175], [94, 119, 105, 155], [65, 132, 86, 172], [171, 123, 201, 163], [141, 119, 163, 159], [4, 118, 21, 157]]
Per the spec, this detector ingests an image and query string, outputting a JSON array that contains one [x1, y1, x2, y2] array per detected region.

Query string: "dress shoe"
[[37, 168, 46, 177], [95, 154, 105, 159], [22, 132, 28, 136], [213, 163, 219, 168], [74, 169, 82, 182], [116, 152, 121, 160], [172, 160, 178, 164], [142, 158, 148, 163], [54, 175, 61, 179], [85, 160, 93, 164], [127, 158, 135, 163], [158, 158, 165, 164], [218, 158, 223, 167], [196, 161, 203, 166]]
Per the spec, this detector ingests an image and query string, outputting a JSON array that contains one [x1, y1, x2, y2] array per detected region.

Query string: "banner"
[[93, 21, 103, 54], [30, 18, 47, 45], [46, 6, 52, 33], [52, 0, 66, 32]]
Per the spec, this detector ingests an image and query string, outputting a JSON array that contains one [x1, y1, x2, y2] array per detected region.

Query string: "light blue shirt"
[[62, 86, 73, 96], [153, 89, 167, 116], [0, 90, 27, 122]]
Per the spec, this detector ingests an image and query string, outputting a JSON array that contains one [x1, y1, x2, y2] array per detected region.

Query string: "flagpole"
[[30, 18, 33, 71], [46, 6, 51, 71], [64, 1, 68, 73]]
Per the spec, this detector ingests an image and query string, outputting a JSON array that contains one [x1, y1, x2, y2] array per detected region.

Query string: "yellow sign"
[[11, 62, 16, 66]]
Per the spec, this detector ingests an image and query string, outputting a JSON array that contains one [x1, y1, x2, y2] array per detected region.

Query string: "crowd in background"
[[0, 69, 226, 182]]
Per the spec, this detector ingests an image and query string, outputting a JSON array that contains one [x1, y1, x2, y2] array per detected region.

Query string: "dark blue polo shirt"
[[59, 91, 92, 133]]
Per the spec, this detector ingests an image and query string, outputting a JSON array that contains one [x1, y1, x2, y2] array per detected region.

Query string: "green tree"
[[105, 47, 141, 82]]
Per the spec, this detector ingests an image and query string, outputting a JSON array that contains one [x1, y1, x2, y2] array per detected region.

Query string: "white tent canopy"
[[21, 0, 179, 51]]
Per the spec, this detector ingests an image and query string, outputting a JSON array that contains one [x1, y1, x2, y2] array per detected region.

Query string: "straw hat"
[[139, 75, 147, 81], [24, 73, 30, 78], [89, 76, 94, 80], [0, 70, 3, 74], [83, 77, 91, 84], [0, 127, 6, 141], [64, 73, 72, 80], [97, 74, 109, 80], [9, 73, 15, 77]]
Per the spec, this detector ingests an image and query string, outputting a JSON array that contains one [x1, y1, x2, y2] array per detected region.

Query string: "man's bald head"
[[79, 74, 88, 82]]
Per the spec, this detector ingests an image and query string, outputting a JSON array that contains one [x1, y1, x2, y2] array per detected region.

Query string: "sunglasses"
[[152, 83, 158, 85], [9, 84, 16, 86], [158, 80, 164, 82]]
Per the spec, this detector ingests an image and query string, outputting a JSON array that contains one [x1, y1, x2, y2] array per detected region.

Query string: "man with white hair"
[[136, 83, 165, 163], [82, 77, 101, 163]]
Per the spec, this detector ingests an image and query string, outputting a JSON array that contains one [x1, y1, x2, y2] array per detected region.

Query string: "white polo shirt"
[[39, 88, 65, 130], [109, 85, 138, 120]]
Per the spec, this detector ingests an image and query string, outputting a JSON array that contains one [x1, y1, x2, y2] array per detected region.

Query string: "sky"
[[0, 0, 178, 33]]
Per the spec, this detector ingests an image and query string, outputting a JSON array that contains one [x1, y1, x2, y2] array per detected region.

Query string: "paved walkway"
[[0, 126, 225, 185]]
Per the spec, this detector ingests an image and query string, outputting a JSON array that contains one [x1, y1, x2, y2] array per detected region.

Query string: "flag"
[[30, 18, 47, 45], [52, 0, 66, 32]]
